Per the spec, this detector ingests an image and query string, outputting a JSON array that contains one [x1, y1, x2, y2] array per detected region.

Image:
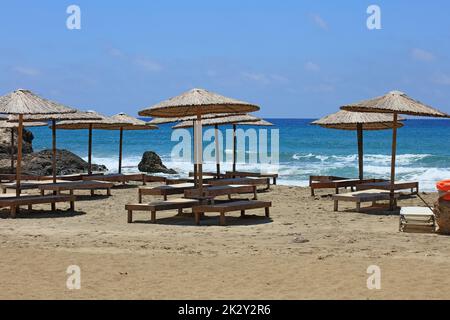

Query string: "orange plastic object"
[[437, 180, 450, 201]]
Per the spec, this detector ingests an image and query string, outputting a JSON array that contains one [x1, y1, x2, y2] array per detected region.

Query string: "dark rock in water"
[[18, 149, 107, 176], [0, 128, 34, 155], [138, 151, 177, 174]]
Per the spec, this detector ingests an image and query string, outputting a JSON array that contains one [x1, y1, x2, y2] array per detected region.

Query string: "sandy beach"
[[0, 183, 449, 300]]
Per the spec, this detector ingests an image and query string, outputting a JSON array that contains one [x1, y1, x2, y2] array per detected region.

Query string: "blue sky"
[[1, 0, 450, 118]]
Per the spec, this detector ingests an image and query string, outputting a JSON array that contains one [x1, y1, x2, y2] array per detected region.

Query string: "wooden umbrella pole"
[[10, 128, 14, 174], [118, 127, 123, 174], [357, 123, 364, 181], [16, 114, 24, 197], [52, 120, 57, 183], [192, 120, 197, 187], [197, 113, 203, 195], [390, 113, 398, 210], [214, 125, 220, 178], [232, 124, 237, 172], [88, 124, 93, 175]]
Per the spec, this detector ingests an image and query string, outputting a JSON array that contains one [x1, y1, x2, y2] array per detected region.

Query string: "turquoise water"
[[28, 119, 450, 191]]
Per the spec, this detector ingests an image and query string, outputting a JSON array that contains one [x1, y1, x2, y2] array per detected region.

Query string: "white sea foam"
[[88, 153, 449, 192]]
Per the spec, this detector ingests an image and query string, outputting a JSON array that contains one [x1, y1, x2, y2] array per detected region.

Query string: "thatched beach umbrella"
[[311, 110, 404, 180], [139, 88, 259, 194], [0, 89, 77, 196], [54, 111, 129, 174], [10, 110, 103, 183], [107, 113, 158, 173], [0, 120, 47, 173], [147, 113, 246, 125], [173, 114, 273, 176], [341, 90, 450, 208]]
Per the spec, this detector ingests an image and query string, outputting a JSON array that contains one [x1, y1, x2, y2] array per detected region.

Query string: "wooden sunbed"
[[143, 175, 167, 183], [168, 176, 218, 184], [82, 173, 146, 185], [309, 176, 385, 196], [0, 194, 76, 218], [193, 200, 272, 226], [188, 171, 225, 179], [332, 189, 400, 212], [38, 180, 114, 197], [206, 177, 271, 190], [356, 181, 419, 195], [126, 198, 200, 223], [225, 171, 278, 185], [138, 183, 200, 202], [399, 207, 436, 233], [0, 174, 53, 182], [1, 180, 70, 193], [184, 185, 258, 200]]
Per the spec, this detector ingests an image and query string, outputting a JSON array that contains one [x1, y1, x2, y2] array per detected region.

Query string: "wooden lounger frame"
[[126, 198, 200, 223], [207, 177, 271, 190], [309, 176, 385, 196], [356, 181, 419, 195], [225, 171, 278, 185], [184, 185, 258, 201], [332, 189, 400, 212], [82, 173, 147, 185], [138, 183, 197, 202], [193, 200, 272, 226], [38, 181, 114, 197], [0, 195, 76, 218]]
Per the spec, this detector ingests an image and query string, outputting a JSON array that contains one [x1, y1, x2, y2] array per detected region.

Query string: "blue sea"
[[28, 119, 450, 192]]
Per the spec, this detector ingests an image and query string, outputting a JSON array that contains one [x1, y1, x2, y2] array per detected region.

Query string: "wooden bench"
[[207, 177, 271, 190], [38, 180, 114, 197], [138, 183, 206, 202], [167, 176, 217, 184], [332, 189, 400, 212], [126, 198, 200, 223], [83, 173, 146, 185], [192, 200, 272, 226], [356, 181, 419, 195], [1, 180, 70, 193], [0, 195, 76, 218], [184, 185, 258, 200], [225, 171, 278, 185], [143, 175, 167, 183], [309, 176, 385, 196]]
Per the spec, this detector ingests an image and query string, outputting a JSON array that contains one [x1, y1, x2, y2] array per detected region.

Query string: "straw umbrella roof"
[[341, 90, 450, 117], [108, 113, 158, 130], [0, 89, 77, 115], [138, 88, 259, 118], [54, 111, 129, 130], [8, 109, 103, 123], [173, 114, 272, 129], [311, 110, 404, 131], [148, 113, 246, 125], [0, 120, 47, 128]]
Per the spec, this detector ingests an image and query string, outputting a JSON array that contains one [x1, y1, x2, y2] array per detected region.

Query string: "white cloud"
[[134, 57, 163, 72], [304, 61, 320, 72], [411, 48, 435, 62], [13, 66, 40, 76], [310, 14, 328, 30]]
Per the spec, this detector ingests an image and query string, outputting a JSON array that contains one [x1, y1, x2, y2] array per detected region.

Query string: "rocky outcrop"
[[0, 149, 107, 176], [138, 151, 177, 174], [0, 128, 34, 155], [21, 149, 107, 176]]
